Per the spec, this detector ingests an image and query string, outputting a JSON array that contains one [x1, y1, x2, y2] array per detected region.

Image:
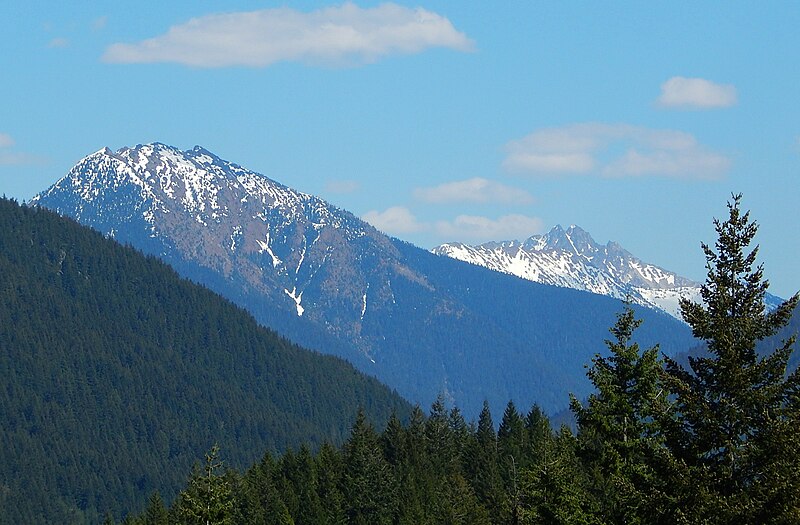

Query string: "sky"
[[1, 1, 798, 298]]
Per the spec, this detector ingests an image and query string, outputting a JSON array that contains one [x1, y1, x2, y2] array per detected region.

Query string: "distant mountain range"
[[32, 143, 696, 416], [433, 225, 783, 320]]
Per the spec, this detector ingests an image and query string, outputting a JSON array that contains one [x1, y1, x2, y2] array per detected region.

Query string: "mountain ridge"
[[433, 224, 782, 320], [32, 143, 696, 416]]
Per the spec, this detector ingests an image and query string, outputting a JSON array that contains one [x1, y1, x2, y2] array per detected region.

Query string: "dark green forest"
[[0, 198, 411, 524], [118, 196, 799, 525]]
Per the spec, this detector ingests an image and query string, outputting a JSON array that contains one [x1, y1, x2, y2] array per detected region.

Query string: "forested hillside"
[[0, 198, 411, 524]]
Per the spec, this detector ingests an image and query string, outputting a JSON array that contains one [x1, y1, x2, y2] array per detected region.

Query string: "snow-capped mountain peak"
[[433, 226, 702, 319], [31, 143, 395, 324], [434, 226, 784, 320], [32, 143, 358, 231]]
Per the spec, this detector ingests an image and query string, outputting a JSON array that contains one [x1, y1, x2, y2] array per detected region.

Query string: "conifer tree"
[[380, 412, 406, 468], [519, 428, 596, 525], [570, 302, 669, 523], [342, 409, 397, 525], [663, 194, 799, 523], [240, 451, 294, 525], [315, 442, 346, 525], [390, 406, 429, 524], [524, 405, 552, 460], [435, 472, 491, 525], [175, 444, 235, 525], [467, 401, 502, 520], [448, 406, 472, 473], [426, 396, 455, 476], [498, 401, 527, 523], [276, 448, 300, 519], [143, 491, 169, 525], [286, 445, 324, 525]]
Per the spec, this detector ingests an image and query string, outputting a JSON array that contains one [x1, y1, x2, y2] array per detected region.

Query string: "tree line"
[[117, 195, 799, 524]]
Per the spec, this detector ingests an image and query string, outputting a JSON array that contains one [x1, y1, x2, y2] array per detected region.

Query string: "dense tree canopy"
[[121, 401, 562, 525]]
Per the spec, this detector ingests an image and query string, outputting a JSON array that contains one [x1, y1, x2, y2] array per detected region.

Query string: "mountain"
[[433, 225, 783, 320], [0, 198, 411, 524], [31, 143, 696, 417]]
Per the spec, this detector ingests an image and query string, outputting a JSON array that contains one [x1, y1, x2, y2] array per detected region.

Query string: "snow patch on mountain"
[[285, 287, 304, 316]]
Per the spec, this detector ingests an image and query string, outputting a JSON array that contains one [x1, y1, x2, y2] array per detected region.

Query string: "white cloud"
[[325, 179, 361, 194], [0, 133, 14, 148], [657, 76, 737, 109], [503, 123, 730, 179], [362, 206, 426, 234], [502, 152, 595, 174], [414, 177, 533, 205], [604, 149, 730, 179], [362, 204, 544, 243], [435, 214, 544, 243], [102, 2, 474, 68], [47, 37, 69, 48]]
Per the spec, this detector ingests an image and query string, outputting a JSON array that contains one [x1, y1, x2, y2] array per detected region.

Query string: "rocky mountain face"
[[33, 144, 439, 363], [32, 143, 695, 416], [433, 225, 782, 320]]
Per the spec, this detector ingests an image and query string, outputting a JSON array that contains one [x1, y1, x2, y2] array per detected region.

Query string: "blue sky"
[[1, 1, 798, 298]]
